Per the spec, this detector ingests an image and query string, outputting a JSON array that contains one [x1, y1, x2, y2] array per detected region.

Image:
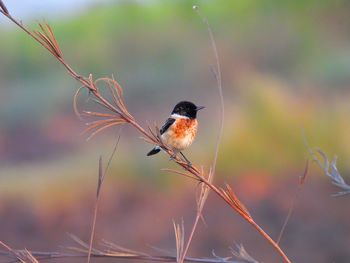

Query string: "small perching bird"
[[147, 101, 204, 164]]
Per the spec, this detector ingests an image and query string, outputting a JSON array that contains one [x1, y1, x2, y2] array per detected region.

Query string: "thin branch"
[[161, 168, 200, 181], [0, 241, 25, 263], [304, 136, 350, 196], [0, 241, 39, 263], [193, 5, 224, 174], [173, 219, 185, 262], [87, 132, 121, 263], [0, 0, 9, 15], [277, 160, 309, 244], [230, 244, 259, 263], [86, 121, 125, 141], [180, 168, 213, 263], [1, 237, 255, 263], [0, 249, 250, 263], [22, 250, 39, 263], [180, 6, 225, 262]]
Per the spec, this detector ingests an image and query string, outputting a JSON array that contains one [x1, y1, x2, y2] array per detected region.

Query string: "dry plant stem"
[[0, 241, 39, 263], [0, 241, 25, 263], [180, 7, 224, 263], [0, 0, 8, 15], [1, 236, 256, 263], [181, 215, 200, 262], [277, 160, 309, 244], [277, 193, 298, 244], [87, 157, 103, 263], [175, 162, 291, 263], [0, 5, 291, 263], [87, 134, 121, 263], [0, 250, 252, 263], [194, 5, 225, 172]]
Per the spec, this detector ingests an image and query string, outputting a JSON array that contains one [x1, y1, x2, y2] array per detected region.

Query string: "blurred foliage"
[[1, 0, 350, 181], [1, 2, 350, 262]]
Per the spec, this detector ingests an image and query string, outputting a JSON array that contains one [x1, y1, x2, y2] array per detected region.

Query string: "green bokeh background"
[[1, 1, 350, 262]]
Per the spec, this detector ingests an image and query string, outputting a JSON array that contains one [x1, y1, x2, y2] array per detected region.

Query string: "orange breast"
[[174, 119, 197, 138], [161, 119, 198, 151]]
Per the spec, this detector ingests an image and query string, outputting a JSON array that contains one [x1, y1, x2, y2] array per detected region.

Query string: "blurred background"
[[1, 0, 350, 262]]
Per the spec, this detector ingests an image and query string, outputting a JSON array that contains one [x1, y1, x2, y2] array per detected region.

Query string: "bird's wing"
[[160, 118, 176, 135]]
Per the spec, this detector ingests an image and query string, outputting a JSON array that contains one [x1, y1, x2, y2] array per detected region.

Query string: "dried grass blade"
[[38, 22, 62, 58], [104, 80, 120, 109], [100, 77, 123, 100], [179, 169, 213, 263], [161, 168, 199, 181], [73, 86, 85, 120], [119, 100, 133, 120], [230, 244, 259, 263], [155, 126, 165, 144], [306, 141, 350, 196], [107, 78, 134, 120], [68, 245, 102, 256], [145, 129, 159, 145], [82, 119, 123, 135], [115, 96, 133, 120], [277, 159, 309, 244], [299, 159, 309, 185], [0, 0, 9, 15], [82, 111, 116, 118], [97, 156, 103, 197], [33, 31, 52, 52], [147, 125, 159, 141], [38, 22, 49, 37], [22, 249, 39, 263], [88, 155, 106, 263], [65, 246, 89, 254], [173, 220, 185, 262], [34, 27, 60, 58], [0, 241, 26, 263], [110, 77, 123, 96], [197, 168, 213, 211], [102, 79, 133, 120], [178, 8, 224, 263], [139, 136, 157, 145], [67, 234, 90, 250], [91, 98, 121, 115], [86, 118, 123, 127], [82, 121, 109, 135], [221, 184, 251, 219], [86, 122, 124, 141], [101, 240, 149, 257], [44, 23, 63, 58], [82, 74, 95, 92]]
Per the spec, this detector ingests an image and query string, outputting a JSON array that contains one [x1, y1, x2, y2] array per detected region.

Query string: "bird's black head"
[[171, 101, 205, 119]]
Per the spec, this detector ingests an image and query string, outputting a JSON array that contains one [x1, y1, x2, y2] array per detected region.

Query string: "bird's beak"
[[196, 106, 205, 111]]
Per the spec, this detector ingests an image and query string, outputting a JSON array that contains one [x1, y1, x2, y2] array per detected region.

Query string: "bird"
[[147, 101, 204, 164]]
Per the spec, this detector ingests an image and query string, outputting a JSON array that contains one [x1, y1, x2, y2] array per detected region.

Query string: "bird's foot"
[[185, 160, 192, 167], [169, 152, 192, 167], [180, 152, 192, 167], [169, 153, 177, 161]]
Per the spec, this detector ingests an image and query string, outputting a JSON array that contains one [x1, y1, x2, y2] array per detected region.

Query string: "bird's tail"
[[147, 146, 161, 156]]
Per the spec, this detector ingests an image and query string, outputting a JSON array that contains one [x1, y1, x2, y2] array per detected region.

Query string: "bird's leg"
[[169, 152, 177, 161], [180, 152, 192, 167]]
